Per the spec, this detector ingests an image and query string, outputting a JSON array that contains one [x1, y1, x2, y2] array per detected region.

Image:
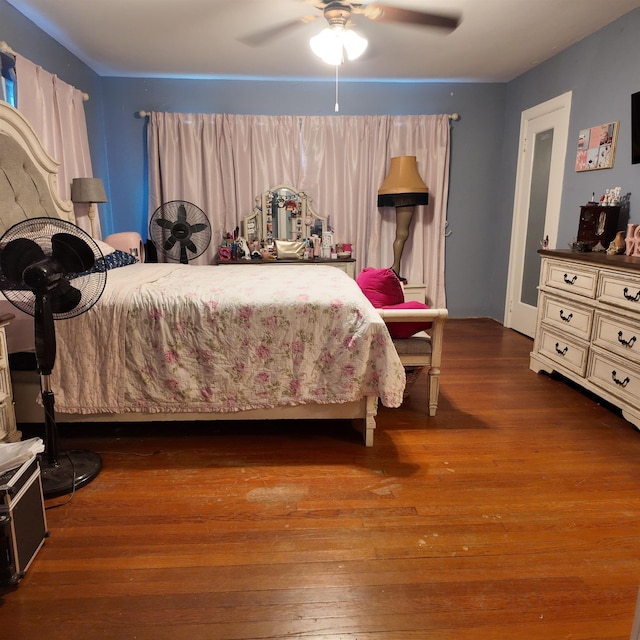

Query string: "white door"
[[504, 92, 572, 337]]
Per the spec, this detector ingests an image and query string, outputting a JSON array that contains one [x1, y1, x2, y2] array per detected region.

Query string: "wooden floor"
[[2, 318, 640, 639]]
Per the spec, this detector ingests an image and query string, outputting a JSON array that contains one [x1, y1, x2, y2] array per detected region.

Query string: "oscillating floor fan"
[[149, 200, 211, 264], [0, 217, 107, 498]]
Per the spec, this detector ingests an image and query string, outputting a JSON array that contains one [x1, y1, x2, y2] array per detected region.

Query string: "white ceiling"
[[7, 0, 640, 82]]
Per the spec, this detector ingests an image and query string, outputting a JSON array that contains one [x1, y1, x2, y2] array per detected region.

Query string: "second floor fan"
[[0, 217, 108, 498], [149, 200, 212, 264]]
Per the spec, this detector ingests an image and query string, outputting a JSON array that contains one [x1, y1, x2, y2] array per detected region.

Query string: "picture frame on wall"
[[575, 121, 619, 171]]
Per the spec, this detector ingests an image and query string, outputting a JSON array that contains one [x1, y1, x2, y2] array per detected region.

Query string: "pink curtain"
[[15, 55, 99, 238], [148, 112, 300, 265], [147, 112, 449, 306], [301, 114, 449, 307]]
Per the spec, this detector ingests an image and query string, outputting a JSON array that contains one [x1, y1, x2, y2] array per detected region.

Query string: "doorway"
[[504, 91, 572, 337]]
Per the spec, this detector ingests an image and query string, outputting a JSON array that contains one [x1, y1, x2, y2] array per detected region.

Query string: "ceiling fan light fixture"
[[310, 26, 368, 65], [342, 28, 368, 60]]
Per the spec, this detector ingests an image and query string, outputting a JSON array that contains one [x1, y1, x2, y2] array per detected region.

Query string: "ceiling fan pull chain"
[[335, 64, 339, 113]]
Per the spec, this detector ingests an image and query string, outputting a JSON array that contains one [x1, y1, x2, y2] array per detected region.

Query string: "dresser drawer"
[[598, 270, 640, 313], [0, 364, 10, 398], [539, 292, 593, 341], [543, 260, 598, 298], [0, 399, 11, 441], [536, 326, 589, 376], [403, 283, 426, 304], [593, 311, 640, 365], [0, 321, 19, 444], [587, 348, 640, 407]]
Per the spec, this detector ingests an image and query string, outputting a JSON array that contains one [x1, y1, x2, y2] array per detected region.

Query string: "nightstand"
[[0, 314, 20, 443], [403, 283, 427, 304]]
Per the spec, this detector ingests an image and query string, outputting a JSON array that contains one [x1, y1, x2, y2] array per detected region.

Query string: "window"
[[1, 51, 17, 107]]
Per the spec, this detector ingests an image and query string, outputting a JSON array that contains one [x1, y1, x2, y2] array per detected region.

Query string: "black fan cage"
[[149, 200, 212, 262], [0, 217, 107, 320]]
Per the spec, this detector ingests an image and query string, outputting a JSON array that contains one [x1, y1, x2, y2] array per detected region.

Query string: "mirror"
[[243, 185, 327, 244]]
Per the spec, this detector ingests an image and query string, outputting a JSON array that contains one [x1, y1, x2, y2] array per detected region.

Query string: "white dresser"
[[0, 314, 20, 443], [530, 250, 640, 429]]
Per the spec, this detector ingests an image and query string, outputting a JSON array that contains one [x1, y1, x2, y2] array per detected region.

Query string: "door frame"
[[504, 91, 572, 334]]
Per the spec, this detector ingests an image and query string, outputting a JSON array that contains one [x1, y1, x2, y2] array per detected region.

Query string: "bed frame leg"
[[427, 366, 441, 417], [362, 396, 378, 446]]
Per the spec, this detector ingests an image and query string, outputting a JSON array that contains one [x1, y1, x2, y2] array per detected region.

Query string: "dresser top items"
[[218, 184, 353, 263]]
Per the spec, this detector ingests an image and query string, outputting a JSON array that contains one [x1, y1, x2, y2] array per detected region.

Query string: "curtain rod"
[[0, 40, 89, 101], [136, 111, 461, 119]]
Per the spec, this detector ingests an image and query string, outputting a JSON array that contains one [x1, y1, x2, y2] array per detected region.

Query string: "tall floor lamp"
[[377, 156, 428, 281]]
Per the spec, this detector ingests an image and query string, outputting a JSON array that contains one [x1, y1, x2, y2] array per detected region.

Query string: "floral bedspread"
[[51, 263, 406, 414]]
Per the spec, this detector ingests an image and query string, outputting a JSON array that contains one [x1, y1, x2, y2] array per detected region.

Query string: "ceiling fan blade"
[[51, 233, 95, 273], [0, 238, 45, 283], [360, 4, 460, 31], [49, 279, 83, 314], [239, 15, 318, 47]]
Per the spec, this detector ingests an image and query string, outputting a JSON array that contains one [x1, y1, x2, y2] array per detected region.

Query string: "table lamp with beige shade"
[[71, 177, 107, 238]]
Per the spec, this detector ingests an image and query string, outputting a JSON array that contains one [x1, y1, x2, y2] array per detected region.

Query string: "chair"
[[378, 306, 448, 416], [356, 267, 448, 415]]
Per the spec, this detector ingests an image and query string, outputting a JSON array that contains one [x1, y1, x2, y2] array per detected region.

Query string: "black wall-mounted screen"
[[633, 91, 640, 164]]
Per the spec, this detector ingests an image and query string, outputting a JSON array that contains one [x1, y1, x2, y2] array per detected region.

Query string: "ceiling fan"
[[240, 1, 461, 48]]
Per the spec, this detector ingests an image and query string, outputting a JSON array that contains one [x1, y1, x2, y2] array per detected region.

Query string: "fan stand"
[[35, 292, 102, 499], [39, 374, 102, 499]]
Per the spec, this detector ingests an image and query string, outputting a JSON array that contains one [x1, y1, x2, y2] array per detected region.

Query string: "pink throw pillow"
[[382, 301, 432, 339], [356, 267, 404, 308]]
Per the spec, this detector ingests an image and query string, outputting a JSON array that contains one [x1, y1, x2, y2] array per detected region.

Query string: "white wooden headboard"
[[0, 101, 74, 236]]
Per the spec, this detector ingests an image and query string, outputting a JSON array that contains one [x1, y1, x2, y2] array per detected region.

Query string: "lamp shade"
[[377, 156, 428, 207], [71, 178, 107, 203]]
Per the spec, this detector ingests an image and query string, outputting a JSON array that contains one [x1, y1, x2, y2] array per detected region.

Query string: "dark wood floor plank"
[[3, 318, 640, 639]]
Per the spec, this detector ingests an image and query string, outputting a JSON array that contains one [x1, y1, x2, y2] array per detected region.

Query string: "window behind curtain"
[[0, 52, 16, 107]]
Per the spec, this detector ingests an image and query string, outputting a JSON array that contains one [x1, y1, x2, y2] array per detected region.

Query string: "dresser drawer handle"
[[563, 274, 577, 285], [617, 331, 637, 348], [623, 287, 640, 302], [554, 342, 568, 356], [611, 371, 631, 388], [559, 310, 573, 322]]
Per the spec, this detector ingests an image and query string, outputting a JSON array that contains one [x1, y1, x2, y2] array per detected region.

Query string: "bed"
[[0, 101, 405, 446]]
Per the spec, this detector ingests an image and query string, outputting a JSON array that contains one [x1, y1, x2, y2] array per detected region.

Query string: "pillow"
[[67, 248, 138, 278], [382, 301, 433, 339], [96, 249, 138, 270], [356, 267, 404, 307]]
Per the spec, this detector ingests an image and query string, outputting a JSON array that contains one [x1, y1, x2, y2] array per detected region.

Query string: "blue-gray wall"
[[492, 12, 640, 318], [2, 0, 639, 321]]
